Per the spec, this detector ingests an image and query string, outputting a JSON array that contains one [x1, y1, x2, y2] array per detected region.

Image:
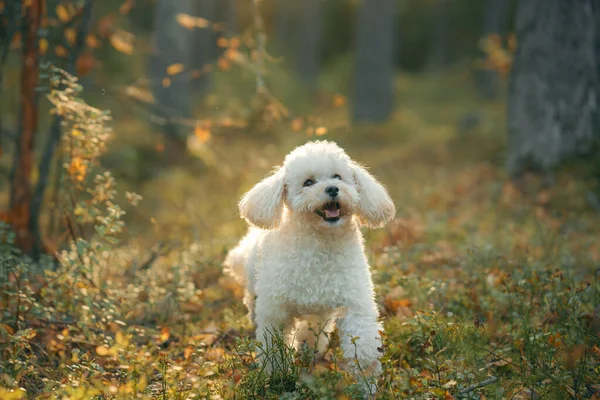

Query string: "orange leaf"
[[55, 45, 68, 57], [109, 31, 134, 55], [217, 57, 230, 71], [86, 34, 101, 49], [194, 125, 211, 143], [1, 324, 14, 335], [184, 346, 194, 360], [161, 77, 171, 88], [217, 37, 228, 48], [166, 63, 184, 76], [160, 327, 170, 342], [315, 126, 327, 136]]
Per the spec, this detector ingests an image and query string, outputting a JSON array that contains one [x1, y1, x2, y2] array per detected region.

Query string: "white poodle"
[[224, 140, 395, 382]]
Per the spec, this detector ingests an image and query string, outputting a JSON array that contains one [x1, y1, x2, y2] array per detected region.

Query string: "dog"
[[224, 140, 395, 383]]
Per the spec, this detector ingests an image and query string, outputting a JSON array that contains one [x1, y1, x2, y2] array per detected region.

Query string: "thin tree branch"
[[459, 376, 498, 394]]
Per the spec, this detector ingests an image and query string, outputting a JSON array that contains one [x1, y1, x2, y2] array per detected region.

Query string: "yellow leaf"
[[166, 63, 184, 76], [115, 331, 127, 345], [315, 126, 328, 136], [64, 28, 76, 46], [194, 125, 211, 143], [176, 13, 210, 29], [96, 345, 109, 356], [161, 77, 171, 88], [56, 4, 70, 22], [109, 32, 134, 55], [160, 327, 170, 342], [39, 38, 49, 55]]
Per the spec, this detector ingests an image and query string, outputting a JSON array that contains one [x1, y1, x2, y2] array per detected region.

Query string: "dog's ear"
[[239, 167, 285, 229], [351, 161, 395, 228]]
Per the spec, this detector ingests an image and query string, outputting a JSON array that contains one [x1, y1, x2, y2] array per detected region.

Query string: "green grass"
[[1, 69, 599, 399]]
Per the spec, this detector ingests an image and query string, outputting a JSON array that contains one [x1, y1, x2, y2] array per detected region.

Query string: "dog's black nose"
[[325, 186, 339, 197]]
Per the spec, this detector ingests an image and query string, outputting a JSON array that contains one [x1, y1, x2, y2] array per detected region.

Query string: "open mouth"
[[315, 201, 341, 223]]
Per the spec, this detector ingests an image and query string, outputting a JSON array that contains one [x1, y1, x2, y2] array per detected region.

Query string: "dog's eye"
[[303, 179, 315, 187], [333, 174, 342, 180]]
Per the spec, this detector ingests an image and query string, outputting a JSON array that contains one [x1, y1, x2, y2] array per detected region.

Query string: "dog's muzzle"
[[315, 201, 341, 223]]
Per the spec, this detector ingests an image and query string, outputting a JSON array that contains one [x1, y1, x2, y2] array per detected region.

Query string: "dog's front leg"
[[254, 298, 292, 374], [337, 311, 383, 382]]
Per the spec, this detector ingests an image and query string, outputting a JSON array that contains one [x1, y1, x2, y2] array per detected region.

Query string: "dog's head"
[[239, 141, 395, 230]]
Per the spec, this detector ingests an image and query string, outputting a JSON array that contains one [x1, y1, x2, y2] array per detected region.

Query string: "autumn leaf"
[[161, 77, 171, 88], [96, 345, 109, 356], [160, 326, 170, 342], [194, 126, 211, 143], [109, 31, 134, 55], [333, 94, 346, 107], [217, 37, 229, 48], [176, 13, 210, 29], [184, 346, 194, 360], [86, 34, 101, 49], [217, 57, 230, 71], [55, 45, 68, 57], [76, 51, 99, 77], [124, 86, 155, 104], [56, 4, 70, 22], [39, 38, 49, 55], [64, 27, 76, 46], [119, 0, 135, 15], [194, 125, 211, 143], [68, 157, 87, 182], [166, 63, 184, 76], [315, 126, 328, 136]]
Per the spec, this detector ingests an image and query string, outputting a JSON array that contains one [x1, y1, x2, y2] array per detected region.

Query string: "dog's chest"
[[267, 243, 354, 309]]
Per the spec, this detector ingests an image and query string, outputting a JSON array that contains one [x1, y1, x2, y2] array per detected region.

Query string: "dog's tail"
[[223, 228, 261, 285]]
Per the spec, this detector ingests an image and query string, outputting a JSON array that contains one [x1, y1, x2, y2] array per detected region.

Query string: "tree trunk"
[[427, 0, 449, 72], [507, 0, 598, 176], [477, 0, 510, 98], [30, 0, 93, 257], [295, 0, 324, 92], [10, 0, 43, 253], [274, 0, 294, 60], [150, 0, 193, 149], [191, 0, 216, 94], [352, 0, 398, 123]]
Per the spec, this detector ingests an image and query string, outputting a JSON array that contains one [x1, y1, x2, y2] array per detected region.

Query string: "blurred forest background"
[[1, 0, 600, 399]]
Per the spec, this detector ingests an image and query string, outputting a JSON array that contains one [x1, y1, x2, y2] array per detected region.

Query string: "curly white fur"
[[224, 140, 395, 385]]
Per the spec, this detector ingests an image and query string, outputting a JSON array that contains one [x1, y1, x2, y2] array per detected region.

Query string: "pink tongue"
[[324, 209, 340, 218]]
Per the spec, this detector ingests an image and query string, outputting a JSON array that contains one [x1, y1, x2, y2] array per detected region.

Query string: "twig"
[[459, 376, 498, 394]]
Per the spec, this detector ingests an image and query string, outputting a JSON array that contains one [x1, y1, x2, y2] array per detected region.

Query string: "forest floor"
[[1, 71, 600, 399]]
